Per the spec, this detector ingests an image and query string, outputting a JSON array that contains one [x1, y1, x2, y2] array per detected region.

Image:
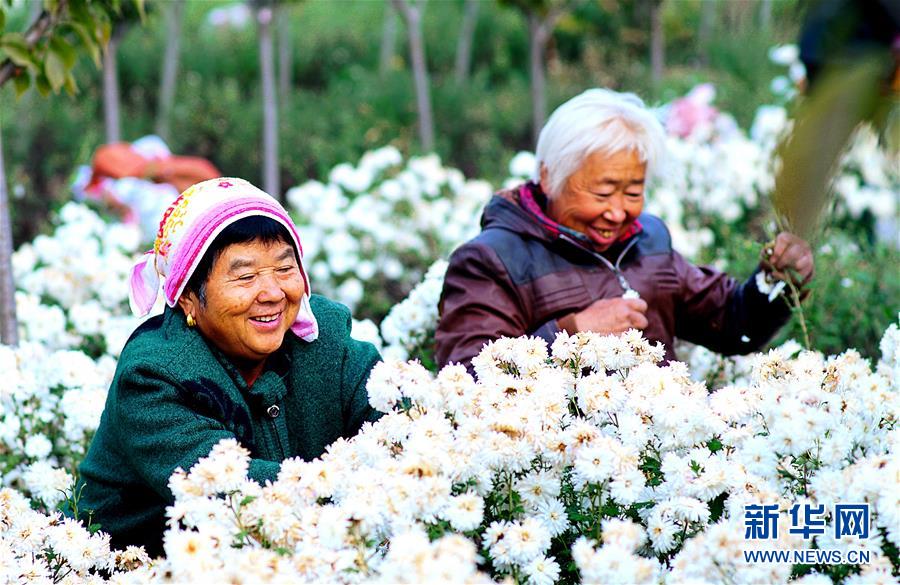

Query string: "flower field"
[[1, 80, 898, 582], [2, 322, 898, 583]]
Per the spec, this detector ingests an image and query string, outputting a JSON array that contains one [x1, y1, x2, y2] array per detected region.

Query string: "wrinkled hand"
[[566, 297, 649, 334], [762, 232, 815, 286]]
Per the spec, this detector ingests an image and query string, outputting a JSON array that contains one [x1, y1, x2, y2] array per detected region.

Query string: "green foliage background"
[[1, 0, 800, 243], [3, 0, 897, 362]]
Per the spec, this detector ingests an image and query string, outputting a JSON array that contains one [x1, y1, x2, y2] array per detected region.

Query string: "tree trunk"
[[0, 128, 17, 346], [528, 13, 548, 145], [759, 0, 772, 30], [454, 0, 479, 85], [258, 6, 280, 199], [379, 1, 397, 78], [277, 3, 293, 105], [103, 33, 121, 143], [697, 0, 715, 66], [393, 0, 434, 152], [155, 0, 184, 143], [650, 0, 665, 88], [725, 1, 749, 32]]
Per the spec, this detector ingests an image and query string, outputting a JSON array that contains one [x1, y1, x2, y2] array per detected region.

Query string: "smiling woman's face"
[[180, 239, 304, 366], [544, 149, 647, 252]]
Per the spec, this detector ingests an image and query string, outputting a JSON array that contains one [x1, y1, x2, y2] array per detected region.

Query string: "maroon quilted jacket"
[[434, 184, 792, 368]]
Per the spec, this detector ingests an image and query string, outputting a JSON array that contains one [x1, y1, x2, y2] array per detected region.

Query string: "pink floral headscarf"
[[128, 177, 318, 342]]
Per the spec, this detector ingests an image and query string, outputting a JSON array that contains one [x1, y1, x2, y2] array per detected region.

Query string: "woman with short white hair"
[[435, 88, 814, 368], [536, 88, 667, 199]]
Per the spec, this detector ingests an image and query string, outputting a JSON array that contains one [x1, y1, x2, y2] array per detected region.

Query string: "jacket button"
[[267, 405, 280, 418]]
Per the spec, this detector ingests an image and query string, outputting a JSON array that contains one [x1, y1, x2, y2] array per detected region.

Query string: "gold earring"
[[186, 314, 196, 328]]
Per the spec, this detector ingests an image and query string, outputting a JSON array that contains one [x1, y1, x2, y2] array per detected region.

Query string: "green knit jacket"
[[77, 295, 381, 556]]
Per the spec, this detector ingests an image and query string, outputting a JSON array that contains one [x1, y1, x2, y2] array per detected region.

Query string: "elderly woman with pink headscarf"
[[77, 178, 381, 556]]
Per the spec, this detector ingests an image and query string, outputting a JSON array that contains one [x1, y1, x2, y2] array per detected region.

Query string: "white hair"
[[535, 88, 667, 199]]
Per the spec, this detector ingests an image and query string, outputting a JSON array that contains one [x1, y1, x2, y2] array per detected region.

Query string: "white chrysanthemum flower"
[[524, 554, 560, 585], [573, 536, 658, 584], [515, 469, 561, 510], [667, 496, 711, 523], [484, 520, 513, 567], [45, 517, 110, 573], [21, 461, 72, 508], [183, 438, 250, 496], [365, 360, 434, 413], [59, 387, 108, 444], [768, 43, 799, 66], [534, 498, 570, 537], [433, 363, 476, 416], [609, 467, 646, 506], [503, 517, 551, 566], [351, 318, 383, 350], [68, 300, 109, 336], [508, 151, 537, 179], [23, 433, 53, 459], [163, 529, 222, 577], [646, 508, 679, 553], [378, 530, 483, 583], [441, 491, 483, 532], [601, 518, 647, 550], [575, 372, 628, 418]]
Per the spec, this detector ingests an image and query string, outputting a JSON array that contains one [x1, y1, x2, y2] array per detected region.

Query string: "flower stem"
[[784, 276, 811, 350]]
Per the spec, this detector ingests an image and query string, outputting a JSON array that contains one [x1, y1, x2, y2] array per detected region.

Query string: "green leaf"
[[1, 33, 34, 68], [65, 21, 100, 67], [63, 71, 78, 95], [95, 12, 112, 45], [13, 72, 30, 97], [49, 36, 76, 68], [601, 501, 620, 516], [68, 0, 92, 27], [34, 72, 51, 96], [708, 492, 727, 523], [44, 49, 66, 92], [0, 9, 6, 31]]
